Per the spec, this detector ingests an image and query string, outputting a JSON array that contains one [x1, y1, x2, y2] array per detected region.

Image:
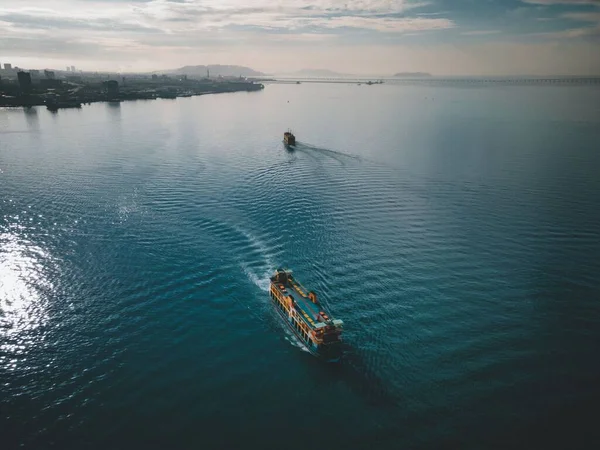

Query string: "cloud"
[[134, 0, 429, 21], [539, 10, 600, 37], [461, 30, 501, 36], [314, 16, 453, 32], [260, 33, 338, 42], [0, 11, 162, 33], [0, 35, 141, 60], [536, 26, 600, 36], [522, 0, 600, 5], [563, 11, 600, 21], [0, 1, 449, 38], [133, 0, 439, 32]]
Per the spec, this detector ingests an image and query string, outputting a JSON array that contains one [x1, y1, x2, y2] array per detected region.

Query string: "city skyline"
[[1, 0, 599, 75]]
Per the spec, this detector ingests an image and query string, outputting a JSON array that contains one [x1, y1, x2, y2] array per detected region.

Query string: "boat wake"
[[233, 226, 277, 293], [295, 140, 408, 175], [296, 141, 362, 162], [285, 334, 311, 353], [189, 214, 277, 294], [241, 263, 272, 292]]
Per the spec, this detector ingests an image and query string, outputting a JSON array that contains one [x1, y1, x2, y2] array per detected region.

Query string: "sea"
[[1, 81, 600, 449]]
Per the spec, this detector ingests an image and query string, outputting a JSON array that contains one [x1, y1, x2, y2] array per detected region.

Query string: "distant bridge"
[[266, 77, 600, 86], [391, 77, 600, 85]]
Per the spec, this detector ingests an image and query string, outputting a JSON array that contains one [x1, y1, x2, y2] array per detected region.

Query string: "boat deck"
[[278, 282, 323, 328]]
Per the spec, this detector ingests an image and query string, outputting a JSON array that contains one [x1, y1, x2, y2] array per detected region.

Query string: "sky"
[[0, 0, 599, 75]]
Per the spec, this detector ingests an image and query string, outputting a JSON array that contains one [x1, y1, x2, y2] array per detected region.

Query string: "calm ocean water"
[[1, 82, 600, 449]]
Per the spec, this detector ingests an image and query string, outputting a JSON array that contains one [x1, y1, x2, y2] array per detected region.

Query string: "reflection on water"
[[0, 228, 52, 347], [23, 107, 40, 134]]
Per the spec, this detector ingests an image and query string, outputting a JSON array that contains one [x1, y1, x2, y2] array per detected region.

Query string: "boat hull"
[[283, 132, 296, 146]]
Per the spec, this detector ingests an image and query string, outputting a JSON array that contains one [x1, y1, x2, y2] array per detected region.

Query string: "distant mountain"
[[393, 72, 432, 78], [167, 65, 265, 77], [291, 68, 350, 77]]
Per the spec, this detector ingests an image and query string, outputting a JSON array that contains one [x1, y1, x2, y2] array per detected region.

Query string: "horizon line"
[[1, 65, 600, 79]]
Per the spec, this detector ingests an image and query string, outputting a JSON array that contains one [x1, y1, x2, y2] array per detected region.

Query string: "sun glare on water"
[[0, 230, 53, 363]]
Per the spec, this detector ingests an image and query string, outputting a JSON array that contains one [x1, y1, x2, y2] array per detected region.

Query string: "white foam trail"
[[255, 270, 272, 292], [241, 263, 272, 292], [233, 225, 274, 269], [233, 225, 312, 358], [234, 225, 276, 292], [285, 335, 310, 353]]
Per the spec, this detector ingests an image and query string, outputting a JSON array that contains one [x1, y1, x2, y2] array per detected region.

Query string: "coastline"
[[0, 80, 264, 109]]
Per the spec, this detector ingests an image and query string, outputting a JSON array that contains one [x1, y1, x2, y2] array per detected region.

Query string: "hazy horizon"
[[1, 0, 600, 76]]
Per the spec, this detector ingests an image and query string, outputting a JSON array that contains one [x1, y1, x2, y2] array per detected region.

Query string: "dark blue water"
[[2, 83, 600, 449]]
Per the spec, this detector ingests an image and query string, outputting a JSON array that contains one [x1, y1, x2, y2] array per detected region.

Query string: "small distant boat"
[[284, 130, 296, 146]]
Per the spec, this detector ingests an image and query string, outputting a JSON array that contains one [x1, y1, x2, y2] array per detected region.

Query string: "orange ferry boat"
[[269, 269, 343, 361]]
